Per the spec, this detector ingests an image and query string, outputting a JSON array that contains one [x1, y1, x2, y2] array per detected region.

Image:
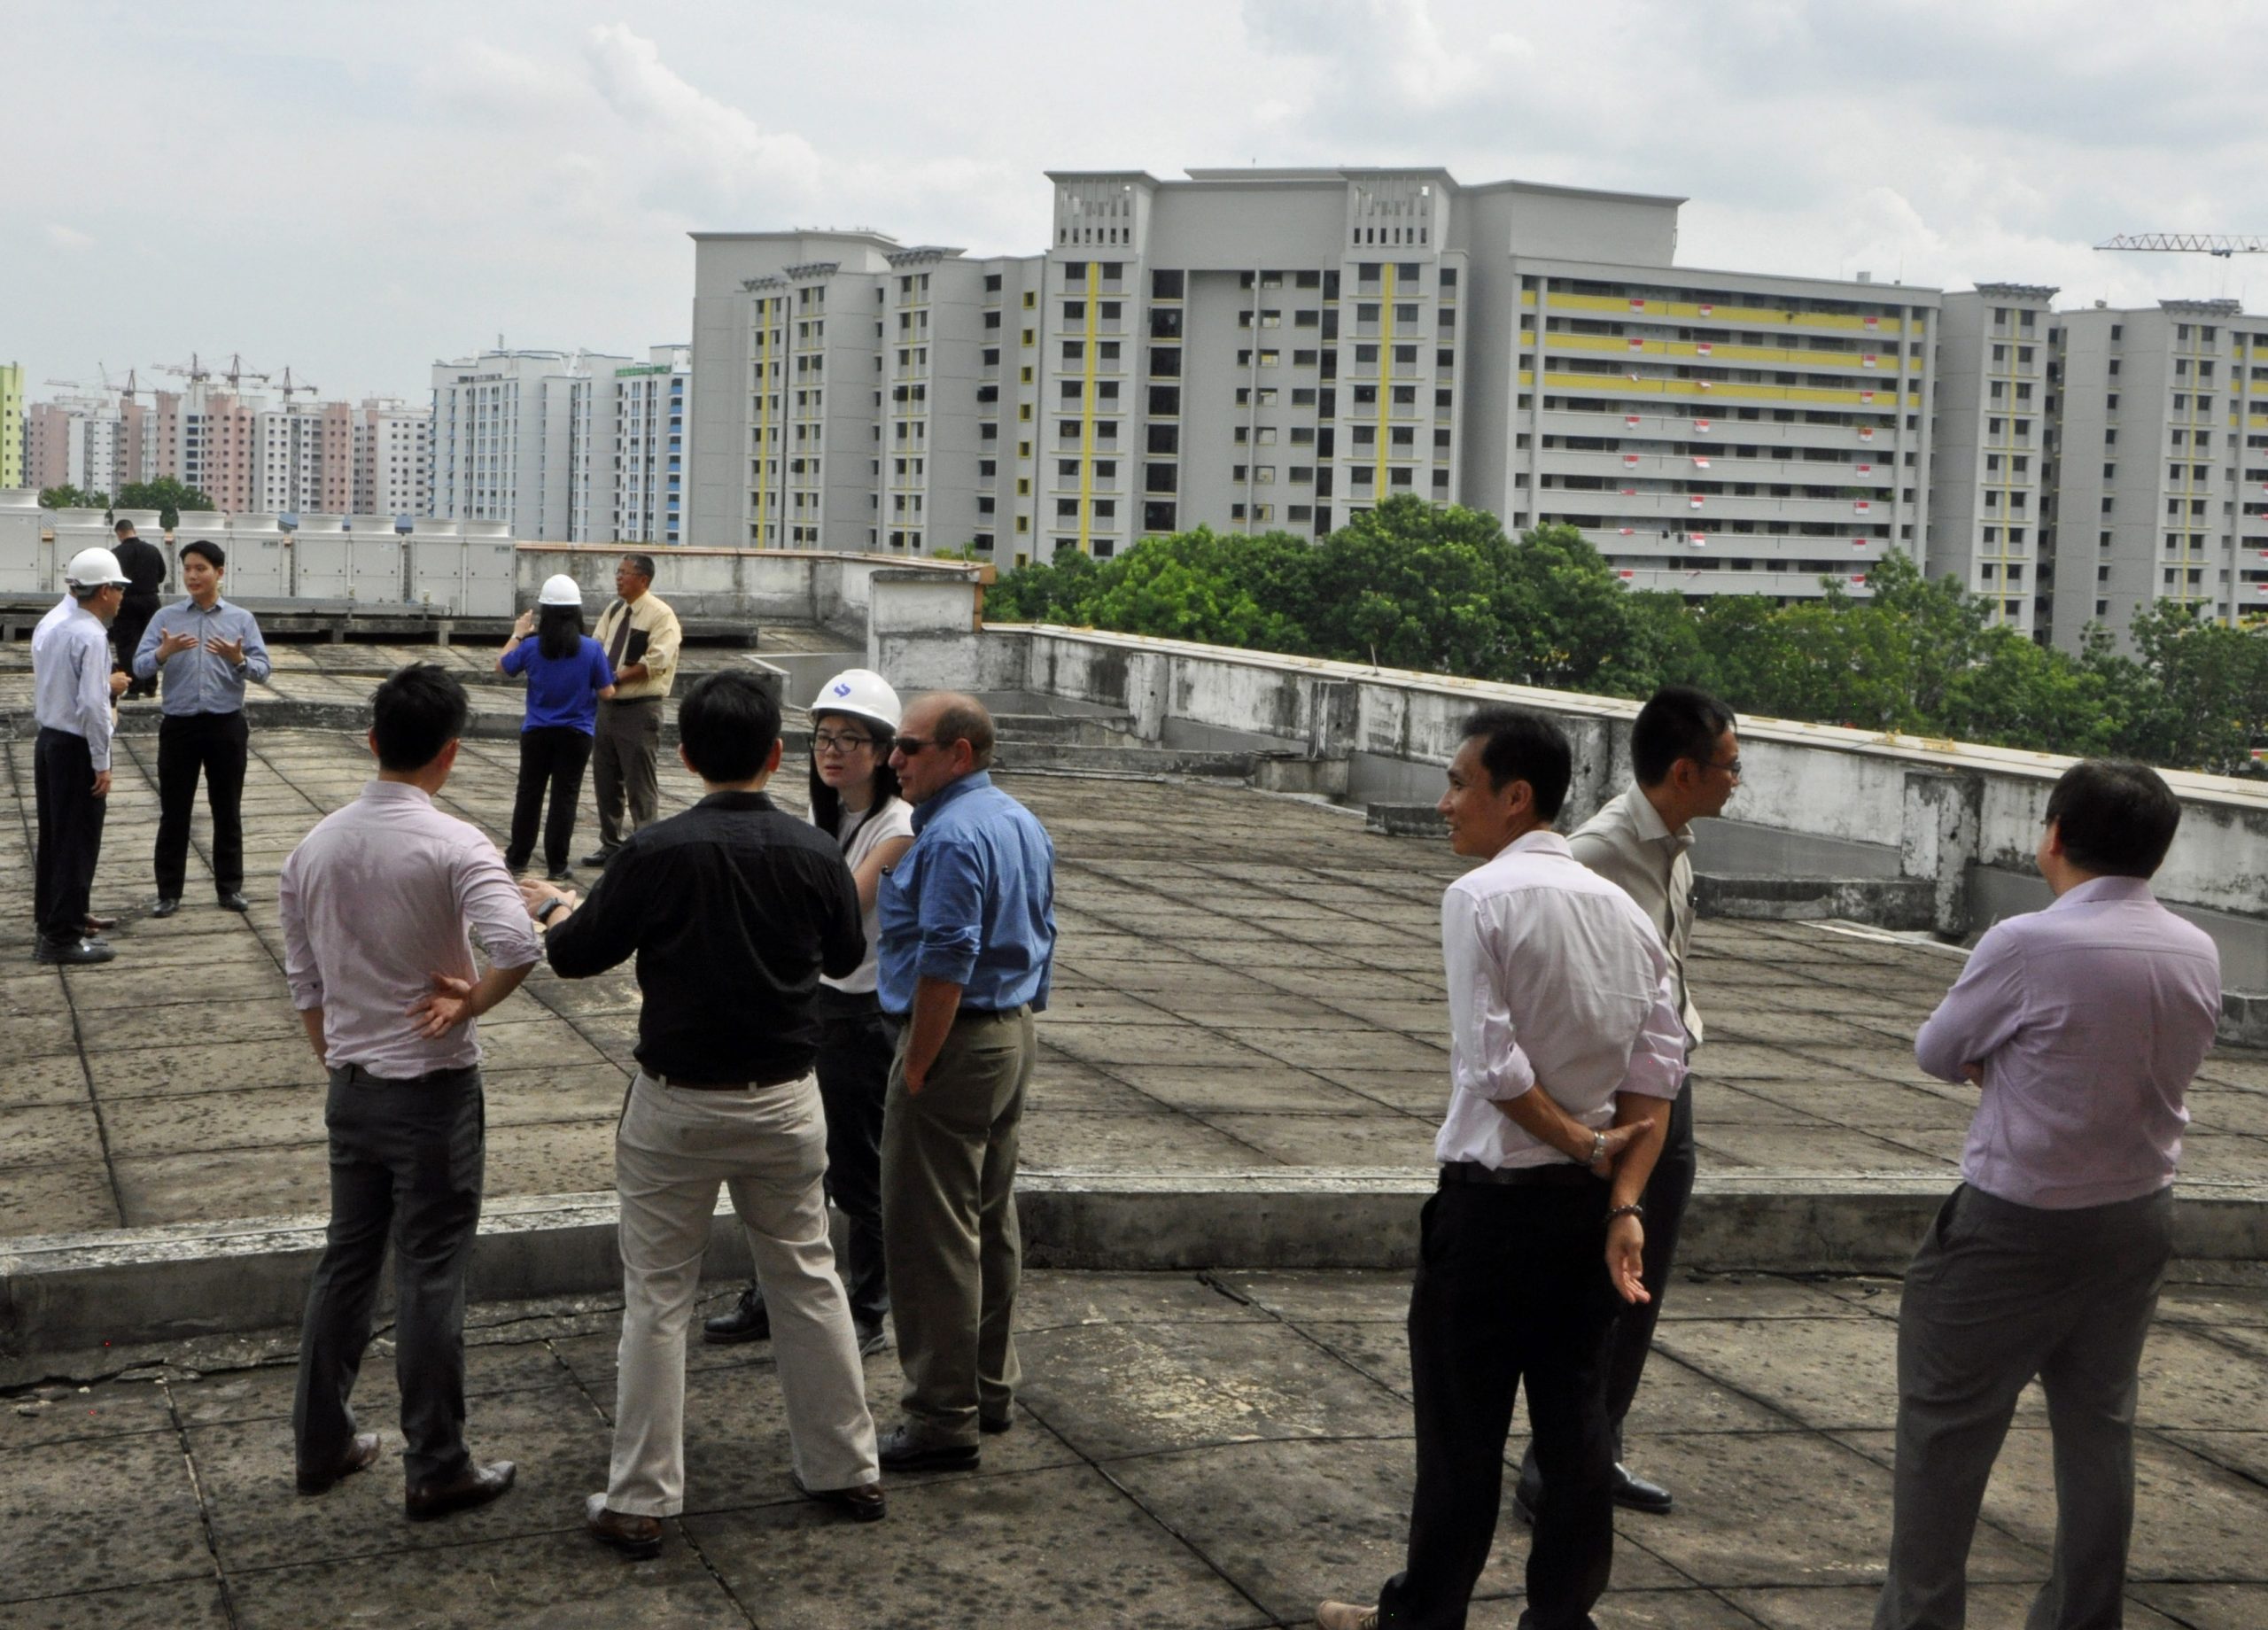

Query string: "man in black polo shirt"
[[110, 517, 167, 701], [524, 670, 883, 1558]]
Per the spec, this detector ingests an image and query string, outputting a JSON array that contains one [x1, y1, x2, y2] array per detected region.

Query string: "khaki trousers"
[[591, 696, 661, 852], [609, 1071, 878, 1516], [881, 1005, 1033, 1448]]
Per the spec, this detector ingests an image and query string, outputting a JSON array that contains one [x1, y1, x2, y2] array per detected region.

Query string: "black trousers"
[[1378, 1178, 1622, 1630], [745, 985, 893, 1329], [292, 1065, 485, 1488], [505, 726, 594, 874], [113, 600, 158, 696], [154, 710, 250, 898], [33, 727, 105, 946], [1519, 1078, 1697, 1496]]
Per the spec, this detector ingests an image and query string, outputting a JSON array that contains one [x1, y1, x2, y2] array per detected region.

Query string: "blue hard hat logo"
[[832, 681, 852, 696]]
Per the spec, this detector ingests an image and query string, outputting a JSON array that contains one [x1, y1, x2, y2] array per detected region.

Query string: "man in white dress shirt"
[[1516, 685, 1738, 1523], [1319, 707, 1688, 1630]]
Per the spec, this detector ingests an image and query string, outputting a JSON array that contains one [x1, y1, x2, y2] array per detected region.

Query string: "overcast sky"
[[8, 0, 2265, 405]]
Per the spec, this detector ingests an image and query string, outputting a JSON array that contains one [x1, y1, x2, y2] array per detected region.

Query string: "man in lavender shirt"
[[281, 664, 543, 1520], [1876, 759, 2220, 1630]]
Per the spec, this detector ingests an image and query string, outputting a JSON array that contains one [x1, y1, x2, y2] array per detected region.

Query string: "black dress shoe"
[[580, 849, 617, 868], [792, 1471, 887, 1523], [297, 1432, 383, 1494], [83, 913, 117, 934], [979, 1409, 1014, 1435], [151, 897, 181, 919], [703, 1285, 770, 1344], [405, 1458, 517, 1520], [876, 1425, 979, 1472], [1612, 1463, 1674, 1515], [35, 937, 115, 966], [215, 891, 250, 913], [586, 1494, 664, 1558]]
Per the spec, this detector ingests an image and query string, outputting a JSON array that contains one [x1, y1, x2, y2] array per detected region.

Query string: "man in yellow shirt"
[[584, 554, 682, 867]]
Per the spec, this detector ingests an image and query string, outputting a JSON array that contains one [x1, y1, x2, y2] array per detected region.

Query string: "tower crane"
[[2095, 234, 2268, 258]]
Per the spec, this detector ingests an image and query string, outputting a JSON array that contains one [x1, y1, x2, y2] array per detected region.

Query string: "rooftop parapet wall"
[[509, 543, 982, 635]]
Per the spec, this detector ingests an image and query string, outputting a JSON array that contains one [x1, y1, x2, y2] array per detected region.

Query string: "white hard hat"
[[809, 668, 902, 733], [65, 547, 131, 587], [538, 574, 584, 608]]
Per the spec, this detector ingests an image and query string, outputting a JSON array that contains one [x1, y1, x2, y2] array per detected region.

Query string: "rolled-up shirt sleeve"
[[1442, 885, 1539, 1103], [455, 841, 542, 970], [914, 834, 987, 987], [1915, 926, 2027, 1083], [278, 850, 323, 1012], [1617, 962, 1689, 1100]]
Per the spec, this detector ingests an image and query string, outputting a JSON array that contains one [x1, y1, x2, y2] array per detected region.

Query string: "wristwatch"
[[1587, 1129, 1607, 1165], [535, 895, 570, 925]]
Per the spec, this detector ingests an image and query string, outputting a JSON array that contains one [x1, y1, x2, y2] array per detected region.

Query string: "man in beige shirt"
[[584, 553, 682, 867], [1515, 684, 1738, 1525]]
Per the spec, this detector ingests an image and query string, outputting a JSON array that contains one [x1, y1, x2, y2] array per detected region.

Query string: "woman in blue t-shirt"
[[497, 574, 616, 880]]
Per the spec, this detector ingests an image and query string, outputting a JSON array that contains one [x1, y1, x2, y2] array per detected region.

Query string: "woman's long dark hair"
[[537, 602, 583, 662], [807, 710, 902, 838]]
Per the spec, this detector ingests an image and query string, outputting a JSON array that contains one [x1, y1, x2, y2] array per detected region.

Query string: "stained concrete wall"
[[512, 543, 983, 634]]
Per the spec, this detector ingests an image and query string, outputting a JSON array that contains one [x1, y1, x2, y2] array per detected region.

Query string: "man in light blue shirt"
[[873, 691, 1055, 1471], [134, 539, 271, 916], [33, 547, 133, 964]]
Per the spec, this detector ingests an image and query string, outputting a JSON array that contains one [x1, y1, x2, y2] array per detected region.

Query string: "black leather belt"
[[1439, 1160, 1600, 1188]]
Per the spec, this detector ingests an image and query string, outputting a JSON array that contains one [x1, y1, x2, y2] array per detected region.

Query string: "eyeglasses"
[[1707, 755, 1744, 779], [891, 736, 936, 757], [812, 730, 875, 754]]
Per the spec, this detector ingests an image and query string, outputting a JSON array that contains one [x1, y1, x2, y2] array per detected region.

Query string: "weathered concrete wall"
[[511, 543, 981, 635], [971, 624, 2268, 963]]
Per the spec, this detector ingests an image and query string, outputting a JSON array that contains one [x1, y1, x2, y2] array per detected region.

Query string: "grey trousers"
[[1876, 1183, 2175, 1630], [881, 1005, 1033, 1448], [610, 1070, 877, 1516], [591, 696, 662, 852], [292, 1065, 484, 1488]]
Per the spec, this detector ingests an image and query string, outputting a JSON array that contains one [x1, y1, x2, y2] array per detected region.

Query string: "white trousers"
[[607, 1070, 879, 1516]]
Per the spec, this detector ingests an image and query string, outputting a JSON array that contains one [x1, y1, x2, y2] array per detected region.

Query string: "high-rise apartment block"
[[690, 168, 1930, 595], [353, 399, 431, 517], [251, 400, 356, 515], [1928, 286, 2056, 635], [0, 363, 23, 490], [429, 348, 632, 539], [612, 346, 689, 545]]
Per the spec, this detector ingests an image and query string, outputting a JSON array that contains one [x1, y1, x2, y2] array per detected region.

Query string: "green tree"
[[2114, 602, 2268, 773], [37, 483, 108, 510], [1080, 528, 1316, 649], [116, 477, 214, 532]]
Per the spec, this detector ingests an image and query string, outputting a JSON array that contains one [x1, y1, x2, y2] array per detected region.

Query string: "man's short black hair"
[[678, 670, 781, 783], [113, 517, 135, 536], [370, 663, 469, 772], [621, 553, 656, 582], [1461, 706, 1573, 822], [1631, 685, 1736, 787], [2045, 759, 2181, 879], [179, 539, 226, 570]]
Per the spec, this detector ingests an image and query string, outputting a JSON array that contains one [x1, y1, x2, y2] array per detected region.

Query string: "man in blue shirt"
[[874, 691, 1056, 1470], [134, 539, 272, 915]]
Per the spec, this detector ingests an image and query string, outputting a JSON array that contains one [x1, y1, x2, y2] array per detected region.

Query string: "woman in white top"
[[703, 668, 916, 1354]]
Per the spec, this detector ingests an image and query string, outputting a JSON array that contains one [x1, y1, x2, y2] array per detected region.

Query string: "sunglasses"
[[892, 736, 938, 757]]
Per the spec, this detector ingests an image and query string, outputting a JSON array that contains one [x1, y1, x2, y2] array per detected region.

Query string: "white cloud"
[[581, 24, 824, 203], [44, 223, 94, 252]]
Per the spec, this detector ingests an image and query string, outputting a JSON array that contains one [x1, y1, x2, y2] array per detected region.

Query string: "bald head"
[[893, 691, 996, 803]]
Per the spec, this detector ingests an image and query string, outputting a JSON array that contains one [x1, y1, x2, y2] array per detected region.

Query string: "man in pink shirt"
[[280, 664, 543, 1520], [1876, 759, 2221, 1630]]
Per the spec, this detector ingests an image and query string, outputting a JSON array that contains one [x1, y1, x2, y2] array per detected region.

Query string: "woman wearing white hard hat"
[[496, 575, 617, 881], [704, 667, 913, 1353]]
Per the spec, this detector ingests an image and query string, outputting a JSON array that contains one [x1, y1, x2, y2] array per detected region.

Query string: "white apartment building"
[[689, 168, 1935, 599], [353, 399, 431, 518], [612, 346, 689, 545], [251, 401, 355, 516], [430, 349, 631, 539], [1928, 286, 2056, 635], [2041, 299, 2268, 649]]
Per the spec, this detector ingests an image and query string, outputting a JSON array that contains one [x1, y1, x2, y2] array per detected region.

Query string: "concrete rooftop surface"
[[2, 640, 2267, 1237], [2, 1267, 2264, 1629]]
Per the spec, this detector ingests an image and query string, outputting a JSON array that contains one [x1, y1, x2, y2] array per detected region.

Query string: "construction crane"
[[274, 366, 320, 404], [2096, 234, 2268, 258], [155, 353, 212, 384]]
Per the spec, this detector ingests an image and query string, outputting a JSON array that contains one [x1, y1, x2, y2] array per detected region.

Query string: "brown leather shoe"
[[296, 1432, 382, 1494], [405, 1458, 516, 1521], [586, 1494, 664, 1558], [793, 1470, 886, 1523], [83, 913, 117, 934]]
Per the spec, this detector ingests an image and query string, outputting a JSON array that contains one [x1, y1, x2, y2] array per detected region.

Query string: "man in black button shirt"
[[524, 670, 885, 1556]]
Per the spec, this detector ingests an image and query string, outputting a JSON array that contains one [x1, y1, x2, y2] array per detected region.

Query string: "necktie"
[[606, 603, 632, 671]]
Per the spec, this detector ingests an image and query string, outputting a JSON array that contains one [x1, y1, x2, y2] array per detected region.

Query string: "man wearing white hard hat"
[[134, 539, 272, 917], [707, 669, 916, 1353], [497, 575, 616, 881], [31, 548, 134, 964]]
